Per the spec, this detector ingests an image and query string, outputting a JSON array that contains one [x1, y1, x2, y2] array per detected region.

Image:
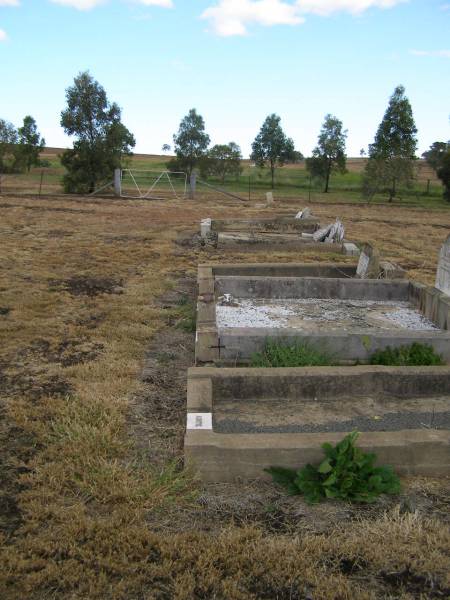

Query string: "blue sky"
[[1, 0, 449, 156]]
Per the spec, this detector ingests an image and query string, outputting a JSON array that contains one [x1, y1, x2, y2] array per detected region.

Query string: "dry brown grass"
[[0, 193, 449, 599]]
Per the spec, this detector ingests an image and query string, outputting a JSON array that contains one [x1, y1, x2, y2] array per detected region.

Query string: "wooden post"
[[38, 170, 44, 196], [114, 168, 122, 197], [426, 179, 431, 196], [190, 172, 196, 199]]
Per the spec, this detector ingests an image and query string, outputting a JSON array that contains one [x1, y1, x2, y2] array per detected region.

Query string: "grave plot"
[[185, 366, 450, 481], [188, 237, 450, 482], [200, 212, 360, 255], [195, 246, 444, 364]]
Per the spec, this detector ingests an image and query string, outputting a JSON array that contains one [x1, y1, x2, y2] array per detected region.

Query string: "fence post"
[[426, 179, 430, 196], [39, 170, 44, 196], [114, 168, 122, 197], [189, 172, 196, 199]]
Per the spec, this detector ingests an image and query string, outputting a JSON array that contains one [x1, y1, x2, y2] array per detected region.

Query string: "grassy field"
[[0, 148, 446, 207], [0, 193, 449, 599]]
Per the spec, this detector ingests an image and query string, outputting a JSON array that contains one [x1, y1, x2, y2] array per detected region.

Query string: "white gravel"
[[216, 300, 295, 328], [216, 298, 439, 331]]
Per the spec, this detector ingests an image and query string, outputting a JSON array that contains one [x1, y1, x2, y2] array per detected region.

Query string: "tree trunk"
[[324, 161, 331, 193], [270, 162, 275, 190], [389, 176, 397, 202]]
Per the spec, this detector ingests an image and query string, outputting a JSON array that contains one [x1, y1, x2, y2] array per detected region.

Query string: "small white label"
[[187, 413, 213, 430]]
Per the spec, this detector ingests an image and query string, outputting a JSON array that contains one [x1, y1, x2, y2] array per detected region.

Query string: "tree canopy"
[[60, 71, 135, 194], [364, 85, 418, 201], [0, 119, 18, 173], [422, 141, 450, 173], [169, 108, 210, 178], [251, 114, 297, 189], [204, 142, 242, 183], [15, 116, 46, 172], [306, 114, 347, 193]]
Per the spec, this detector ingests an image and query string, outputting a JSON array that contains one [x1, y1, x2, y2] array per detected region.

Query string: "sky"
[[1, 0, 449, 157]]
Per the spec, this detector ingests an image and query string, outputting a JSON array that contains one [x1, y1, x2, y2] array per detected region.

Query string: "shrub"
[[250, 339, 333, 368], [266, 431, 401, 504], [370, 343, 444, 366]]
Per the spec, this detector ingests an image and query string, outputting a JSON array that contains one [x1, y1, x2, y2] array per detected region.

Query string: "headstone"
[[265, 191, 274, 205], [436, 235, 450, 295], [325, 219, 345, 243], [200, 218, 212, 238], [295, 207, 311, 219], [313, 224, 332, 242], [356, 243, 380, 279]]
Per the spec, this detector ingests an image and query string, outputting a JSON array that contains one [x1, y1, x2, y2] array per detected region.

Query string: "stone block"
[[343, 242, 360, 257], [436, 234, 450, 295]]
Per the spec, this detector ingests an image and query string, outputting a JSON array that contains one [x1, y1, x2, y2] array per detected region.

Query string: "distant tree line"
[[2, 73, 450, 201], [0, 116, 46, 174]]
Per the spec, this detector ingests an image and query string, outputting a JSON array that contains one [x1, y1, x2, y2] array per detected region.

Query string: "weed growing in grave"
[[175, 294, 197, 333], [266, 431, 401, 504], [370, 343, 444, 366], [250, 339, 333, 368]]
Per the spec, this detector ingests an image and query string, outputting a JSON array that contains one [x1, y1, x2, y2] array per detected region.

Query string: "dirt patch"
[[0, 369, 72, 401], [49, 275, 124, 297], [129, 276, 196, 468], [381, 565, 450, 598], [16, 338, 104, 367]]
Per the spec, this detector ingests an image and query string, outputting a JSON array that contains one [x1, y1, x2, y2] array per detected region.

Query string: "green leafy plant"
[[250, 339, 333, 368], [266, 432, 401, 504], [370, 343, 444, 366]]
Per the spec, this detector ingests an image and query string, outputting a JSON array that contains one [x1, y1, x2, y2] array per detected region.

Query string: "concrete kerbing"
[[185, 366, 450, 481], [195, 266, 450, 365], [208, 216, 321, 234]]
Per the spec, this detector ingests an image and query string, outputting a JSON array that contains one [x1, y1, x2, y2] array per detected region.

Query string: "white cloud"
[[50, 0, 106, 9], [202, 0, 407, 36], [440, 3, 450, 10], [201, 0, 303, 36], [295, 0, 407, 17], [410, 49, 450, 58], [50, 0, 173, 9], [0, 29, 8, 41], [134, 0, 173, 6], [0, 1, 20, 6]]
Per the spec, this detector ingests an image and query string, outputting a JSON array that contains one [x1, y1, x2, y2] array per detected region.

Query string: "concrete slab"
[[185, 366, 450, 481]]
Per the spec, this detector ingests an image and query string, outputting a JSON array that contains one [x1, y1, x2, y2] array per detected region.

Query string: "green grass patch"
[[175, 294, 197, 333], [250, 339, 334, 368], [266, 431, 401, 504], [370, 343, 444, 366]]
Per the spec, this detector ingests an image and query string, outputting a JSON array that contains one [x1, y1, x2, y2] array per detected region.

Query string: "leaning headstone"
[[200, 218, 212, 238], [325, 219, 345, 243], [313, 224, 332, 242], [436, 235, 450, 295], [265, 191, 274, 205], [356, 243, 380, 279], [295, 207, 311, 220]]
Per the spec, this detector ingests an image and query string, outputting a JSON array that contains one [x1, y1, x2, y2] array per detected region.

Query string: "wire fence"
[[0, 165, 444, 202]]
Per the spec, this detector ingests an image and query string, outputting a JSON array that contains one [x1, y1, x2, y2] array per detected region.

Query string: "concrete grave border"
[[200, 215, 360, 255], [185, 366, 450, 482], [195, 263, 449, 365]]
